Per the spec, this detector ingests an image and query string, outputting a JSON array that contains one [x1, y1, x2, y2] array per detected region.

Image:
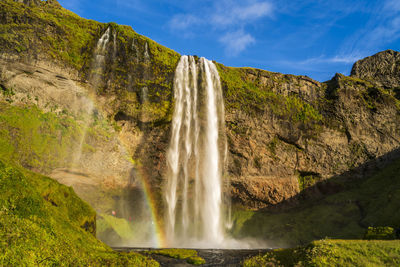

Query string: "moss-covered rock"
[[243, 239, 400, 267], [146, 249, 206, 265], [0, 160, 158, 266]]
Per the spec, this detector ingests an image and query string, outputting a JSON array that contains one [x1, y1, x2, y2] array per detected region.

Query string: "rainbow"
[[136, 167, 167, 248], [83, 91, 167, 247]]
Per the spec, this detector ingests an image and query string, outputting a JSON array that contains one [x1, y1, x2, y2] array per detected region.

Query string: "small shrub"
[[364, 226, 396, 240]]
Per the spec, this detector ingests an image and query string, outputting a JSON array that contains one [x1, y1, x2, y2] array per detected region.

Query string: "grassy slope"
[[243, 239, 400, 267], [0, 160, 158, 266], [232, 157, 400, 247]]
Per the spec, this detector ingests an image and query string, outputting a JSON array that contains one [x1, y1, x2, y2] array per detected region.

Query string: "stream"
[[113, 247, 270, 266]]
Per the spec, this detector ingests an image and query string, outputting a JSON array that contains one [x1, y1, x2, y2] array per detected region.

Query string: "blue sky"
[[59, 0, 400, 81]]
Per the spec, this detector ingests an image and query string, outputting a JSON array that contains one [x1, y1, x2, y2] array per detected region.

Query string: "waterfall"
[[165, 55, 227, 247], [70, 28, 114, 166], [144, 42, 150, 62], [97, 27, 110, 52], [90, 28, 111, 89]]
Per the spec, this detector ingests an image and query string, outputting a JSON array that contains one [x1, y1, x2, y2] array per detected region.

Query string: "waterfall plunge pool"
[[113, 247, 271, 266]]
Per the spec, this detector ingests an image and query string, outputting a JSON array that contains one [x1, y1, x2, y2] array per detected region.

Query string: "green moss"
[[147, 249, 205, 265], [0, 102, 81, 172], [0, 160, 158, 266], [340, 76, 400, 113], [229, 209, 255, 236], [0, 84, 15, 97], [0, 0, 100, 70], [98, 214, 135, 241], [0, 101, 119, 174], [232, 157, 400, 247], [0, 0, 180, 118], [216, 64, 323, 126], [297, 173, 321, 191], [243, 239, 400, 267], [364, 227, 396, 240]]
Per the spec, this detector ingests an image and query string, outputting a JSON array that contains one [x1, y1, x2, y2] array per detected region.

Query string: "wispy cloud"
[[337, 0, 400, 59], [219, 30, 255, 56], [169, 14, 202, 30], [303, 55, 362, 65], [211, 1, 273, 27], [168, 0, 273, 55], [385, 0, 400, 12]]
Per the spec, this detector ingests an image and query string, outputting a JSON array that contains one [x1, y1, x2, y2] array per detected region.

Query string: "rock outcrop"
[[351, 50, 400, 89], [220, 54, 400, 209]]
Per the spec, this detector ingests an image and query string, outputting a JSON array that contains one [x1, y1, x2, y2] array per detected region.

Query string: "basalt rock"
[[351, 50, 400, 90], [220, 58, 400, 209]]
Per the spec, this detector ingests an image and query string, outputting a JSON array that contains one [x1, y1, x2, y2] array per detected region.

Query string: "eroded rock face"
[[351, 50, 400, 89], [223, 62, 400, 209]]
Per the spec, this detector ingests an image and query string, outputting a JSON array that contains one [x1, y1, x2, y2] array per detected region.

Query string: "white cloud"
[[298, 55, 360, 65], [329, 55, 362, 64], [368, 16, 400, 44], [169, 14, 202, 30], [337, 0, 400, 60], [168, 0, 272, 55], [211, 1, 273, 27], [219, 30, 255, 56], [277, 54, 362, 73], [385, 0, 400, 12]]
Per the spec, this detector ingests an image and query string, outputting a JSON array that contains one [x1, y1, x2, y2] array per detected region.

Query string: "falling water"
[[97, 27, 111, 52], [90, 28, 111, 88], [73, 27, 112, 164], [144, 42, 150, 62], [72, 28, 112, 164], [71, 100, 94, 166], [165, 55, 227, 247]]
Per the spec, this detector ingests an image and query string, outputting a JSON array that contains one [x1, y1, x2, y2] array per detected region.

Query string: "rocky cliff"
[[220, 54, 400, 209], [1, 0, 399, 219]]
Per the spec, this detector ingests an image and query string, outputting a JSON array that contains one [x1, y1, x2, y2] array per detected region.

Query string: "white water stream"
[[165, 56, 228, 247]]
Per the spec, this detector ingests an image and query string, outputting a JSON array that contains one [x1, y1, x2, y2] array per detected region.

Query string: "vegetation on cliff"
[[0, 160, 158, 266], [0, 100, 118, 174], [231, 155, 400, 247], [0, 101, 80, 172], [216, 64, 323, 126], [0, 0, 180, 124]]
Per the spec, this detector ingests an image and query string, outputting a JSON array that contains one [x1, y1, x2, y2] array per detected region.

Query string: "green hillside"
[[0, 159, 158, 266]]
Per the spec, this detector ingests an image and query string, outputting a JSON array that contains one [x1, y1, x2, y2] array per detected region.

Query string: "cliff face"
[[351, 49, 400, 89], [220, 62, 400, 209], [0, 0, 179, 215], [1, 0, 400, 215]]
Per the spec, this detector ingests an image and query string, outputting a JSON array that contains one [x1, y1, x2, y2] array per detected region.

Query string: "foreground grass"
[[146, 248, 206, 265], [0, 159, 158, 266], [243, 239, 400, 267]]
